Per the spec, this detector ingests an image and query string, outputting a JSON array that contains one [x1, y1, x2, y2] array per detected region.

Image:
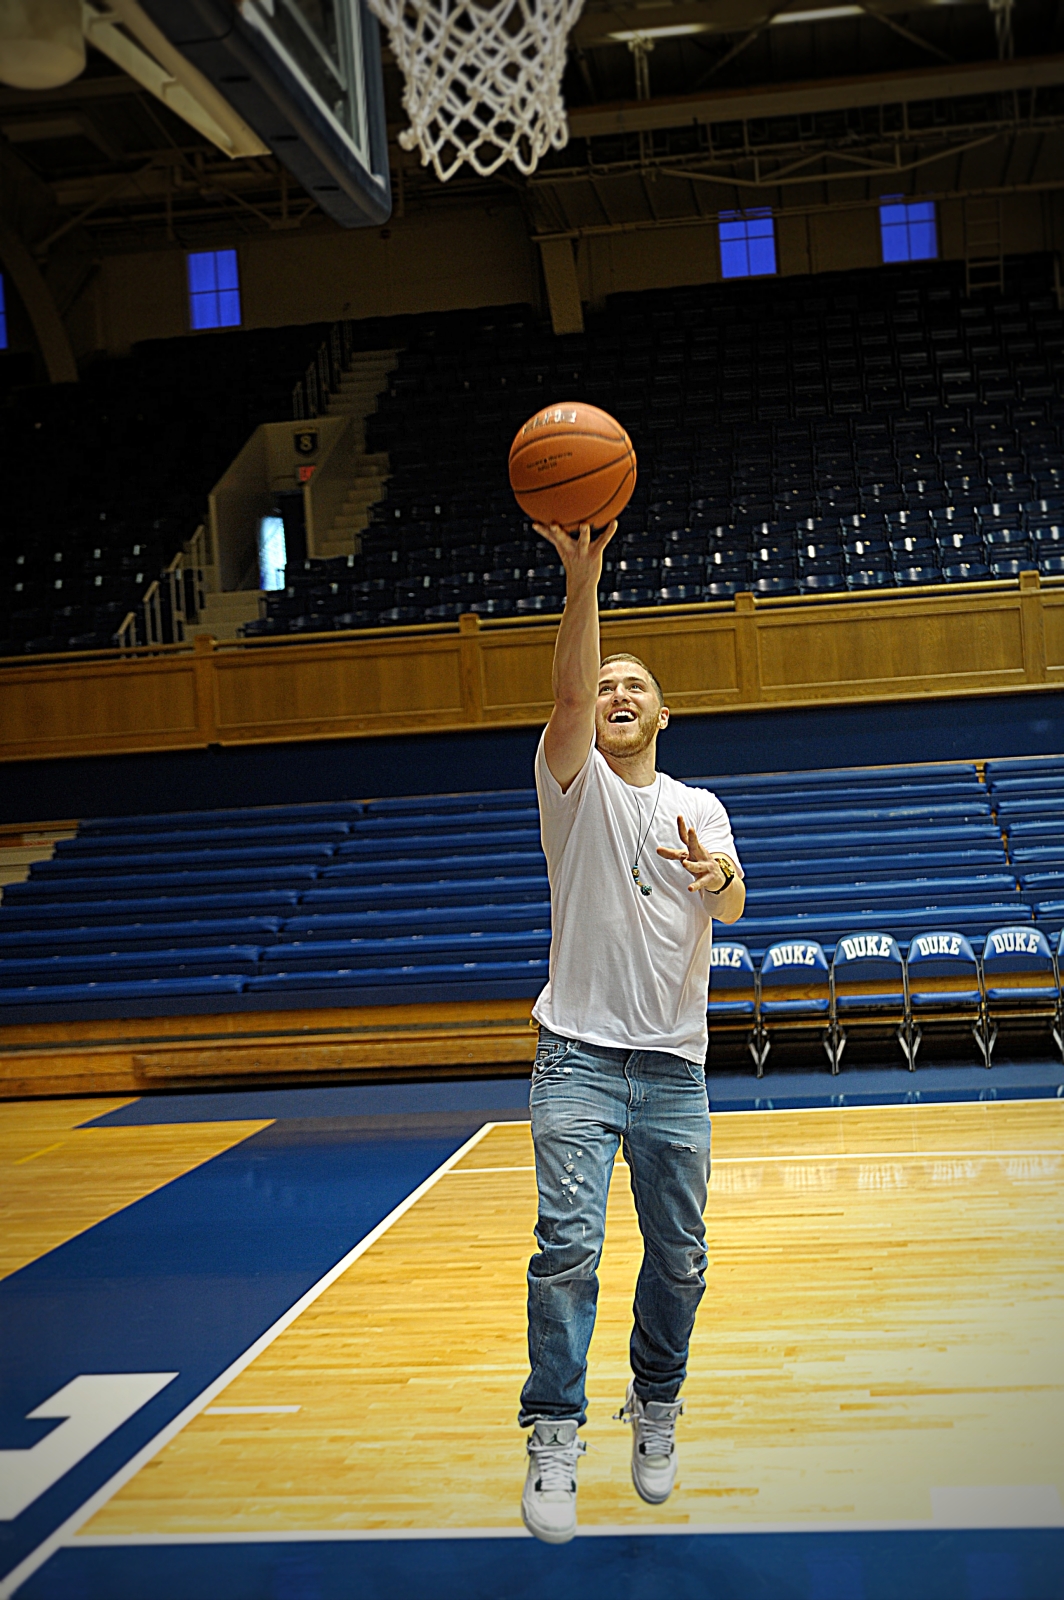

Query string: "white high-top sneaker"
[[616, 1379, 682, 1504], [521, 1419, 585, 1544]]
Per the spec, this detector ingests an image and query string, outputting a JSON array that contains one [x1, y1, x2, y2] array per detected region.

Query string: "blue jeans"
[[518, 1027, 712, 1428]]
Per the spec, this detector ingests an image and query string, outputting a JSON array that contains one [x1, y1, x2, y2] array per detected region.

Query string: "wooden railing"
[[2, 574, 1062, 764]]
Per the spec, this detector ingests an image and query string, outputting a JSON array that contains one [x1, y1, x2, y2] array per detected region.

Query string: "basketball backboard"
[[139, 0, 391, 228]]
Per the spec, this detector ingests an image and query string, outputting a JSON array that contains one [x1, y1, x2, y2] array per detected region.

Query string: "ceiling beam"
[[572, 0, 985, 47], [565, 52, 1064, 137]]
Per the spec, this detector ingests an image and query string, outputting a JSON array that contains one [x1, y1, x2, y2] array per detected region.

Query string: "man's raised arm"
[[537, 519, 618, 792]]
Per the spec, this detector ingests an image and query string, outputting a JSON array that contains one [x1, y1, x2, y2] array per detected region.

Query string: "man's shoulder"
[[660, 773, 733, 829]]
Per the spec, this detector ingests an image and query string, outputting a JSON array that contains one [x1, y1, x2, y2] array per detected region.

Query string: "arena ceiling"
[[0, 0, 1062, 290]]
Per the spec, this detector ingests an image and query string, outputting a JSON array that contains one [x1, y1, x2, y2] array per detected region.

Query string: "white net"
[[367, 0, 585, 182]]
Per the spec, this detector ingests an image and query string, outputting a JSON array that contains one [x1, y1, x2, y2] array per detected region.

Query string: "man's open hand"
[[534, 519, 618, 584], [657, 814, 731, 893]]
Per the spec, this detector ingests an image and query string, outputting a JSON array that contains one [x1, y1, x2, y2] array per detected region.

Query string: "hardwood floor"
[[0, 1098, 270, 1280], [77, 1101, 1064, 1539]]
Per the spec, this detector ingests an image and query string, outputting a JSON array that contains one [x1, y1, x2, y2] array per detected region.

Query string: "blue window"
[[186, 249, 241, 330], [718, 209, 777, 279], [0, 275, 7, 350], [879, 197, 938, 263]]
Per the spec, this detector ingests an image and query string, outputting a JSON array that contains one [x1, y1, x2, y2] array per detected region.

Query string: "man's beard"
[[595, 712, 658, 759]]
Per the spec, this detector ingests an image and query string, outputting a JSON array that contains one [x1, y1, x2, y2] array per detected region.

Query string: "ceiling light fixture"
[[607, 22, 712, 40], [769, 5, 863, 24]]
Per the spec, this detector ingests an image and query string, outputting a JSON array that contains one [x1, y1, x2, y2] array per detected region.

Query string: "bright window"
[[258, 515, 287, 591], [718, 209, 777, 279], [879, 197, 938, 263], [0, 275, 7, 350], [187, 249, 241, 330]]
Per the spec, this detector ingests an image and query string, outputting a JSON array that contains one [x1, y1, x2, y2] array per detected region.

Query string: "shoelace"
[[615, 1394, 681, 1460], [528, 1430, 585, 1492]]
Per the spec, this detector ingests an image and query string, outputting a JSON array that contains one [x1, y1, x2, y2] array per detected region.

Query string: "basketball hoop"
[[366, 0, 584, 182]]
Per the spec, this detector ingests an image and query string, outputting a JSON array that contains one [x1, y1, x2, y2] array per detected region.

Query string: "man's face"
[[594, 662, 667, 759]]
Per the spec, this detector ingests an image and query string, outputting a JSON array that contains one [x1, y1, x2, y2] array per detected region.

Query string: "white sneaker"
[[521, 1419, 584, 1544], [616, 1379, 682, 1504]]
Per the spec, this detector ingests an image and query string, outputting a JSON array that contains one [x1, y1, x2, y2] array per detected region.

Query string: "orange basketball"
[[508, 402, 637, 533]]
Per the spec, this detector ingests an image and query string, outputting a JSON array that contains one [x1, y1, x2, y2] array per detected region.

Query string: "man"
[[519, 516, 745, 1546]]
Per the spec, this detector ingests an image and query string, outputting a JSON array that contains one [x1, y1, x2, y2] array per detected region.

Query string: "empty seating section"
[[3, 752, 1063, 1071], [0, 323, 356, 657], [249, 259, 1064, 638]]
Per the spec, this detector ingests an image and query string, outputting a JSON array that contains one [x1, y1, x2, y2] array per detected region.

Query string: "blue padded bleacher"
[[0, 754, 1060, 1043]]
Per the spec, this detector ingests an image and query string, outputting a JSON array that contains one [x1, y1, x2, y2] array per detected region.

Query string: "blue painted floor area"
[[80, 1059, 1064, 1130], [0, 1119, 477, 1587], [82, 1077, 534, 1126], [705, 1057, 1064, 1111], [21, 1530, 1064, 1600]]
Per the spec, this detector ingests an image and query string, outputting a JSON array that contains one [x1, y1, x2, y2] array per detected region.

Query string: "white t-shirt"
[[531, 734, 742, 1062]]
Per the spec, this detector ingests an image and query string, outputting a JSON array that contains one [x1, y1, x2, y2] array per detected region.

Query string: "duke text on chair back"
[[829, 931, 913, 1071], [756, 939, 833, 1078], [905, 929, 990, 1068]]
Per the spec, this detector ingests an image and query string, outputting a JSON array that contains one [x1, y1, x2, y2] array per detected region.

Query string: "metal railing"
[[291, 318, 356, 420], [114, 525, 211, 651]]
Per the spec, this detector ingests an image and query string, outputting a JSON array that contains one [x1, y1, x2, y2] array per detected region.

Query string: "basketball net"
[[366, 0, 585, 182]]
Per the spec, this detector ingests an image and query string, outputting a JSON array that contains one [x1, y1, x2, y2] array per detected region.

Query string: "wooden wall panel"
[[479, 629, 554, 716], [212, 637, 465, 742], [602, 615, 741, 703], [1044, 592, 1064, 676], [2, 581, 1062, 764], [0, 658, 201, 761], [757, 600, 1027, 696]]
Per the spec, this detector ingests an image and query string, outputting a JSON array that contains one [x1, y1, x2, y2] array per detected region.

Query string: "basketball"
[[508, 402, 637, 533]]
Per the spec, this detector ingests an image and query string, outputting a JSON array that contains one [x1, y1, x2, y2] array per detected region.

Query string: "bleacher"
[[0, 323, 356, 657], [2, 755, 1061, 1074], [247, 256, 1064, 638]]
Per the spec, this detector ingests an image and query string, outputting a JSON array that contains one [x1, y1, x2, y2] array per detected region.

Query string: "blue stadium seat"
[[755, 939, 833, 1076], [980, 923, 1062, 1063], [829, 931, 913, 1070], [905, 929, 991, 1067], [707, 941, 760, 1067]]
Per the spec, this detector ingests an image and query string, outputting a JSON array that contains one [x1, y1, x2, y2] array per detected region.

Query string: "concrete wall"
[[63, 188, 1064, 360]]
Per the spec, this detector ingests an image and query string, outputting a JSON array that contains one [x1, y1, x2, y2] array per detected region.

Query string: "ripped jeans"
[[518, 1027, 712, 1428]]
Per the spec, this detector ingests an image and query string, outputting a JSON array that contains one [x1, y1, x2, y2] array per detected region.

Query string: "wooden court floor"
[[45, 1098, 1063, 1542]]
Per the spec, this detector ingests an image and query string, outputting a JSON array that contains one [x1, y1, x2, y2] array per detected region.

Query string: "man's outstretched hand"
[[534, 519, 618, 585], [657, 814, 731, 893]]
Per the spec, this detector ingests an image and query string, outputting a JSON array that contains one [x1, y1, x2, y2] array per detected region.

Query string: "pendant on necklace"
[[632, 864, 653, 896]]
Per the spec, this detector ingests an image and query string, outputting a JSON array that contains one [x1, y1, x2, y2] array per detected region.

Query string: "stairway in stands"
[[1, 757, 1062, 1029], [316, 349, 400, 560]]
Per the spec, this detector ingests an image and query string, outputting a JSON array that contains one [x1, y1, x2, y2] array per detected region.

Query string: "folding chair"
[[980, 923, 1062, 1065], [905, 929, 991, 1068], [707, 940, 761, 1071], [830, 930, 914, 1071], [756, 938, 833, 1076]]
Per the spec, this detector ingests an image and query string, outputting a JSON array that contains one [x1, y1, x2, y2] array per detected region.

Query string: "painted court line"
[[0, 1121, 499, 1600], [68, 1506, 1064, 1546]]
